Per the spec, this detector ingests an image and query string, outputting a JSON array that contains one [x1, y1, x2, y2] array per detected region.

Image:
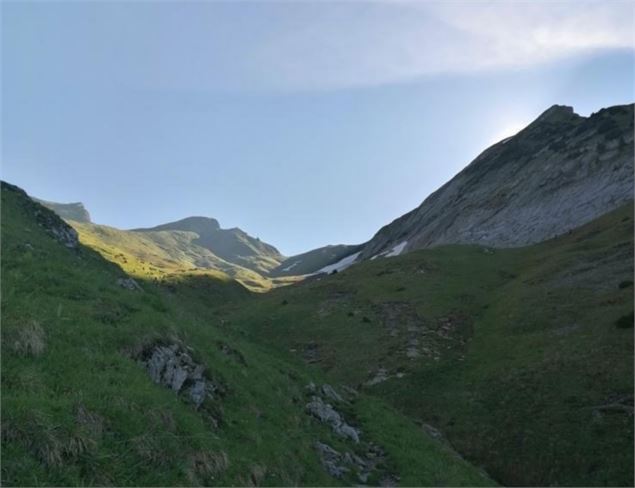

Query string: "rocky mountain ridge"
[[360, 103, 634, 260]]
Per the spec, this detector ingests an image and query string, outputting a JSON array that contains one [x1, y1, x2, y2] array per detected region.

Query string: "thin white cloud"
[[247, 1, 634, 90]]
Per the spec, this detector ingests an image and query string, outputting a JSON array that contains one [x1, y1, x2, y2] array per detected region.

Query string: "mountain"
[[32, 198, 91, 223], [2, 180, 492, 487], [133, 217, 284, 275], [269, 244, 364, 277], [69, 220, 293, 292], [360, 104, 634, 260]]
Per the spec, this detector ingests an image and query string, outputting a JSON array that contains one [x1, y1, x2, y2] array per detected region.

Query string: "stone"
[[117, 277, 143, 291], [141, 343, 218, 409], [321, 384, 344, 403], [306, 396, 360, 443]]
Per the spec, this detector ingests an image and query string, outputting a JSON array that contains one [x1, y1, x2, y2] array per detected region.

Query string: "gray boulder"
[[306, 396, 360, 443], [142, 343, 218, 409]]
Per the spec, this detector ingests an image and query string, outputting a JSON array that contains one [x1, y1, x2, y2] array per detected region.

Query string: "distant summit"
[[133, 217, 283, 275], [32, 198, 91, 223]]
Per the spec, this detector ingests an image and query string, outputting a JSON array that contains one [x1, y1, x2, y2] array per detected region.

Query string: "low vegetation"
[[1, 182, 492, 486]]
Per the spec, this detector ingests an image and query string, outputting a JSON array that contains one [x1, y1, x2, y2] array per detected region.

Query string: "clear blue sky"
[[2, 1, 634, 256]]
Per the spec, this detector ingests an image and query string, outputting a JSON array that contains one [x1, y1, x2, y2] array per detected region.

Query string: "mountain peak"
[[534, 104, 580, 124], [32, 198, 91, 223]]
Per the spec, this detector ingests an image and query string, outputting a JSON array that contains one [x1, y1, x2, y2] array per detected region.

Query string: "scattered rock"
[[365, 367, 390, 386], [421, 423, 443, 440], [306, 396, 360, 443], [314, 440, 395, 485], [314, 442, 349, 479], [321, 384, 344, 403], [117, 277, 143, 291]]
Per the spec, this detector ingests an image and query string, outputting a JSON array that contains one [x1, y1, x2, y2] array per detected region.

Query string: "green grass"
[[70, 221, 301, 293], [219, 203, 634, 486], [1, 182, 491, 486]]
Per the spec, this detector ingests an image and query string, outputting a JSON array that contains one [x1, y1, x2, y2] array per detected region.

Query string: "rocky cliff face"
[[361, 104, 634, 259]]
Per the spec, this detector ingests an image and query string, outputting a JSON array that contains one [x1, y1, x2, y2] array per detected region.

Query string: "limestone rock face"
[[361, 104, 635, 259]]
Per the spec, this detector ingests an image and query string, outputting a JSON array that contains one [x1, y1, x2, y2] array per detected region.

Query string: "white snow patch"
[[281, 261, 300, 272], [312, 251, 361, 275], [385, 241, 408, 257]]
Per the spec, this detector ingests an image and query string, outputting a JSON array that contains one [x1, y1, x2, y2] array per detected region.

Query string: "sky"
[[2, 1, 634, 256]]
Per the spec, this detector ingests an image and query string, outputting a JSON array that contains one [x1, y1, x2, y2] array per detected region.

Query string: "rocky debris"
[[314, 441, 394, 485], [421, 423, 443, 440], [365, 367, 407, 386], [365, 367, 390, 386], [314, 441, 349, 479], [321, 384, 345, 403], [306, 396, 360, 443], [46, 223, 79, 249], [140, 343, 220, 409], [360, 104, 634, 259], [117, 277, 143, 291]]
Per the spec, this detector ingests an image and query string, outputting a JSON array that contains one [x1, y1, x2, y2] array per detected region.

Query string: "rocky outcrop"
[[140, 343, 221, 409], [306, 383, 398, 485], [306, 395, 360, 443], [1, 182, 80, 249], [361, 104, 635, 259], [117, 277, 143, 291]]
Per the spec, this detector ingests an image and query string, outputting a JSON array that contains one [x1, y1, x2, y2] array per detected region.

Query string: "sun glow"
[[487, 121, 529, 146]]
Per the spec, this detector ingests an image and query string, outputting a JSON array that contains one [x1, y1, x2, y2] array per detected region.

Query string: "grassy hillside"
[[1, 182, 492, 486], [219, 202, 635, 486], [70, 221, 299, 293], [133, 217, 284, 275]]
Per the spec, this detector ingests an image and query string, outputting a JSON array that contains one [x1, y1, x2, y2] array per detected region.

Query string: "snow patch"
[[385, 241, 408, 257], [282, 261, 300, 272], [371, 241, 408, 260], [312, 251, 361, 275]]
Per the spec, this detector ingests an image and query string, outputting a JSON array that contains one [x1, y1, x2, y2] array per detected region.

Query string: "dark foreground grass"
[[1, 182, 491, 486], [221, 203, 634, 487]]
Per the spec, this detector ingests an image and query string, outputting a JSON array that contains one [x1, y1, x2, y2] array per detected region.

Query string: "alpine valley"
[[2, 104, 633, 487]]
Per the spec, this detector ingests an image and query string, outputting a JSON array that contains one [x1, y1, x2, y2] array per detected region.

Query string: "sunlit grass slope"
[[1, 182, 492, 487], [221, 202, 634, 487], [71, 221, 300, 292]]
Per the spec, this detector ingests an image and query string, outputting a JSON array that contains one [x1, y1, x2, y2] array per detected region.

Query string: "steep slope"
[[220, 203, 634, 486], [33, 198, 91, 223], [361, 104, 634, 260], [1, 181, 493, 487], [270, 244, 364, 277], [134, 217, 284, 275]]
